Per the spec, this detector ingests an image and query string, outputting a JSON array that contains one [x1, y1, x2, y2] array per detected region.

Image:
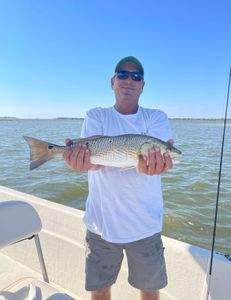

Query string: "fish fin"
[[23, 136, 56, 170], [72, 135, 108, 144]]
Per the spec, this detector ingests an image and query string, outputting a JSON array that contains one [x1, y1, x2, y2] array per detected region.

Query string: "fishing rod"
[[205, 66, 231, 300]]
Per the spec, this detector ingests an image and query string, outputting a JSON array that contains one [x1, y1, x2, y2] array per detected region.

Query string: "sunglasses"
[[115, 70, 144, 82]]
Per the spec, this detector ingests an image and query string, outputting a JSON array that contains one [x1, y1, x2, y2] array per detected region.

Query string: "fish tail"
[[23, 136, 58, 170]]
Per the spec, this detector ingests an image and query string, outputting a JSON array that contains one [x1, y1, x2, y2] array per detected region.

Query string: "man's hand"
[[63, 139, 100, 172], [138, 139, 174, 175]]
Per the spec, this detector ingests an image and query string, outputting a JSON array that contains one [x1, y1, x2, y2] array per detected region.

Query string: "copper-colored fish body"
[[24, 134, 181, 170]]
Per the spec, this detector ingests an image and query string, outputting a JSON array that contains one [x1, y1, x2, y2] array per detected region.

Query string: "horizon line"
[[1, 116, 231, 121]]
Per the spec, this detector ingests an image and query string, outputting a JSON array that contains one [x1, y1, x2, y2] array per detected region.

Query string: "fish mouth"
[[175, 148, 182, 155], [172, 146, 182, 155], [167, 143, 182, 155]]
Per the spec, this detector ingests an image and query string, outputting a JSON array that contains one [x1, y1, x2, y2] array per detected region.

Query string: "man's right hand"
[[63, 139, 100, 172]]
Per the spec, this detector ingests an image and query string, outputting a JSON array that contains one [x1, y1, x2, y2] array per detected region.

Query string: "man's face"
[[111, 63, 145, 101]]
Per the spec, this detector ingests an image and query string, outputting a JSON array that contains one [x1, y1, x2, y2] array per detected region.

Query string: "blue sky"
[[0, 0, 230, 119]]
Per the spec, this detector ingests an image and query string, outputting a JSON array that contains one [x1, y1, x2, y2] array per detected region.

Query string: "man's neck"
[[114, 103, 139, 115]]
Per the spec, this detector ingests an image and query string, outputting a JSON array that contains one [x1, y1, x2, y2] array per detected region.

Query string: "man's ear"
[[111, 77, 115, 89], [140, 81, 145, 93]]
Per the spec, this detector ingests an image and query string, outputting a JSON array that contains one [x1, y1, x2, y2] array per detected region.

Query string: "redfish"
[[24, 134, 181, 170]]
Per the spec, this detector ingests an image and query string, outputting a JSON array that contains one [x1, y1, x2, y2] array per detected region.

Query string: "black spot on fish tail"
[[23, 136, 57, 170]]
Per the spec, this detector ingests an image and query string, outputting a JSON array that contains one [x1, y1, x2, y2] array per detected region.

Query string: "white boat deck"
[[0, 185, 230, 300]]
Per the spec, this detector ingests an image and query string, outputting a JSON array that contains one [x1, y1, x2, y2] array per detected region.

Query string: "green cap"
[[115, 56, 144, 75]]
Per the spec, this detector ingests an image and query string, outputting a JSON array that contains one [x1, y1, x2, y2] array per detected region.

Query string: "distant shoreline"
[[0, 116, 230, 121], [0, 117, 84, 121]]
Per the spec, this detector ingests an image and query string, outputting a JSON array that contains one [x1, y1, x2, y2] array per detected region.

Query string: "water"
[[0, 118, 230, 254]]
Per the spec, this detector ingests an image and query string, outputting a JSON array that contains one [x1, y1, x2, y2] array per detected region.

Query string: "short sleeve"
[[81, 107, 104, 138], [147, 110, 172, 142]]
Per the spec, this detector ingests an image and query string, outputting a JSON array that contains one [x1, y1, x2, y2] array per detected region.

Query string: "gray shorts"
[[85, 230, 168, 291]]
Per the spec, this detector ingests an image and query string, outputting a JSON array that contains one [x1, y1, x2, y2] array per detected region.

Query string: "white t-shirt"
[[81, 106, 172, 243]]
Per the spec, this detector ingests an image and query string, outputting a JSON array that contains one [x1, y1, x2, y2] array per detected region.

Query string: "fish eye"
[[48, 145, 53, 150]]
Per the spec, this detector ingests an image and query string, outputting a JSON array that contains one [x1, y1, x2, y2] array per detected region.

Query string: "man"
[[63, 56, 174, 300]]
